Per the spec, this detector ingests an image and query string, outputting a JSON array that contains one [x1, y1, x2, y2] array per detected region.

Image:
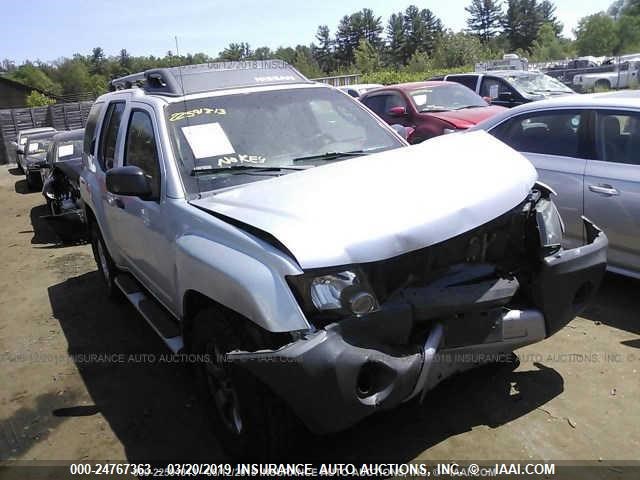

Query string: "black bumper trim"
[[531, 216, 607, 337]]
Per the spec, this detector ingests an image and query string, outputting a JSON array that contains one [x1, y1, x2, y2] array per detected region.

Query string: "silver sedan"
[[473, 90, 640, 279]]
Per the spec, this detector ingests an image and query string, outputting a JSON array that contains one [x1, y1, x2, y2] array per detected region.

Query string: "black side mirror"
[[16, 147, 24, 155], [106, 166, 152, 198], [498, 91, 514, 101]]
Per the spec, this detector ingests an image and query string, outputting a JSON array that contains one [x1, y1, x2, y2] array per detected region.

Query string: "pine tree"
[[503, 0, 544, 52], [465, 0, 504, 42], [313, 25, 335, 74], [537, 1, 563, 36], [386, 12, 406, 68]]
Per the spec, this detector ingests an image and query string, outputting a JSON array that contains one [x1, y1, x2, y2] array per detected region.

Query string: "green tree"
[[8, 64, 61, 96], [616, 13, 640, 53], [530, 22, 574, 60], [465, 0, 504, 42], [386, 12, 406, 68], [432, 31, 489, 68], [312, 25, 335, 74], [354, 39, 380, 73], [537, 1, 563, 36], [25, 90, 56, 107], [503, 0, 544, 51], [250, 47, 273, 60], [574, 13, 618, 55], [219, 42, 252, 61], [335, 9, 383, 67], [403, 50, 431, 73], [292, 46, 323, 78], [403, 5, 443, 59]]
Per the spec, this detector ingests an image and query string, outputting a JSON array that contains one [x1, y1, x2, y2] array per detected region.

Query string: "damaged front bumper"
[[228, 218, 607, 434]]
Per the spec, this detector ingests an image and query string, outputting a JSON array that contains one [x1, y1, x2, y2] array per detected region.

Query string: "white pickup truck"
[[573, 61, 640, 90]]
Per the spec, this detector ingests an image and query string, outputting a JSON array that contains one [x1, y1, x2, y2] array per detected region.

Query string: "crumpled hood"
[[191, 131, 537, 269]]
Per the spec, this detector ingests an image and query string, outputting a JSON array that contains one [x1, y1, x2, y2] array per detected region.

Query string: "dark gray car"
[[20, 130, 58, 189]]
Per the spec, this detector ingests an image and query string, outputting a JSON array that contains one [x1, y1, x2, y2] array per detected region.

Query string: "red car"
[[360, 81, 506, 144]]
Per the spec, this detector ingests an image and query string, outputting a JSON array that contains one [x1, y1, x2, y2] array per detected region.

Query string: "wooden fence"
[[0, 101, 93, 164]]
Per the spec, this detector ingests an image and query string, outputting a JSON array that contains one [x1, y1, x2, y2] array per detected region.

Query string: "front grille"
[[362, 199, 533, 303]]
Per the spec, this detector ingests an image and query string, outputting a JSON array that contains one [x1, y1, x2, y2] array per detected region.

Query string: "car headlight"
[[289, 269, 379, 318], [535, 197, 564, 254]]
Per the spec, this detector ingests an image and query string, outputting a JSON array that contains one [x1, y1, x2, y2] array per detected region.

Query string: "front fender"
[[176, 235, 311, 333]]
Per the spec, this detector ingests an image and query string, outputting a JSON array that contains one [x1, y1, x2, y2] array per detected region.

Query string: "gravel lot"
[[0, 163, 639, 465]]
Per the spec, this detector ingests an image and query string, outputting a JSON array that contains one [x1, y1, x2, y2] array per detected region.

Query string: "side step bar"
[[114, 273, 184, 353]]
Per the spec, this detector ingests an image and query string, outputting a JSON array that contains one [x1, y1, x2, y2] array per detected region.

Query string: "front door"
[[584, 110, 640, 276], [107, 104, 176, 310], [490, 109, 593, 248]]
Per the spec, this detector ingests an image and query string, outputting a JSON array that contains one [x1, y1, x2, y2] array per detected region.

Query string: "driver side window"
[[124, 110, 161, 200], [480, 78, 511, 99]]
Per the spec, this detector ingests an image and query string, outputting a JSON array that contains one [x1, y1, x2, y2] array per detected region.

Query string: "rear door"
[[584, 110, 640, 276], [490, 109, 594, 247]]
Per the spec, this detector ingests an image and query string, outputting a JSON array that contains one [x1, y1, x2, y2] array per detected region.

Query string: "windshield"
[[57, 139, 83, 161], [166, 86, 403, 194], [26, 138, 52, 155], [410, 84, 487, 112], [505, 73, 573, 94]]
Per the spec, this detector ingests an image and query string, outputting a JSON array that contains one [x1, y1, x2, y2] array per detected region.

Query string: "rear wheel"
[[190, 306, 302, 460], [595, 79, 611, 90]]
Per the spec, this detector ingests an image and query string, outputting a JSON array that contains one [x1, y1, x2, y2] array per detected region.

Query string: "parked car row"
[[11, 127, 86, 242]]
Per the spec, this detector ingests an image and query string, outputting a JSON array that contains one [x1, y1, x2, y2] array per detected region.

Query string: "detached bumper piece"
[[531, 217, 607, 337]]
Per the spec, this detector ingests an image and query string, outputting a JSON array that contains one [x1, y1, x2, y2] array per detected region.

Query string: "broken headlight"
[[535, 198, 564, 255], [288, 269, 379, 318]]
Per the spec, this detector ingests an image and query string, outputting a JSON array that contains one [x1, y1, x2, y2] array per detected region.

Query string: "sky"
[[1, 0, 615, 64]]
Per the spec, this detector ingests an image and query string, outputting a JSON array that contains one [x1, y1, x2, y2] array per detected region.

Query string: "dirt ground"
[[0, 163, 639, 466]]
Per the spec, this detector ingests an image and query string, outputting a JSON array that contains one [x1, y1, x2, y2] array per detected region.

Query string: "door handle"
[[588, 184, 619, 196], [107, 195, 125, 209]]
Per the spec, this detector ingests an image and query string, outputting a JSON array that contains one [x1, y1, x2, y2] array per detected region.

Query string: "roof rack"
[[109, 60, 310, 96]]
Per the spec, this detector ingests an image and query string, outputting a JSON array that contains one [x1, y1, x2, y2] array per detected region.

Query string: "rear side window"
[[83, 103, 103, 155], [448, 75, 478, 91], [596, 111, 640, 165], [491, 110, 589, 159], [124, 110, 161, 199], [362, 95, 387, 116], [98, 102, 125, 170]]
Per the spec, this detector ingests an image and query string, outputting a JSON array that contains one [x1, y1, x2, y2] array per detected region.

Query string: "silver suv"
[[80, 61, 607, 459]]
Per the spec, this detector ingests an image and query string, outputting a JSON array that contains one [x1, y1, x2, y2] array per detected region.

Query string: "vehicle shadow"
[[14, 179, 32, 195], [47, 271, 225, 463], [8, 167, 22, 176], [47, 271, 565, 464], [580, 272, 640, 335], [310, 361, 563, 462], [29, 205, 59, 245], [28, 204, 87, 247]]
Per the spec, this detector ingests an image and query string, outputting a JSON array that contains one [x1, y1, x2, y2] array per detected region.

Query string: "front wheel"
[[90, 222, 121, 299], [191, 307, 302, 460]]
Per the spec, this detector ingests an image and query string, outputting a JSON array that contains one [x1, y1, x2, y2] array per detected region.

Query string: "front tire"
[[90, 222, 120, 299], [190, 306, 302, 460]]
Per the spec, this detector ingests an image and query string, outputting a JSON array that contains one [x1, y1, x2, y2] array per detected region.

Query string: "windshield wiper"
[[453, 105, 485, 110], [190, 165, 303, 176], [419, 108, 448, 113], [291, 150, 367, 163]]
